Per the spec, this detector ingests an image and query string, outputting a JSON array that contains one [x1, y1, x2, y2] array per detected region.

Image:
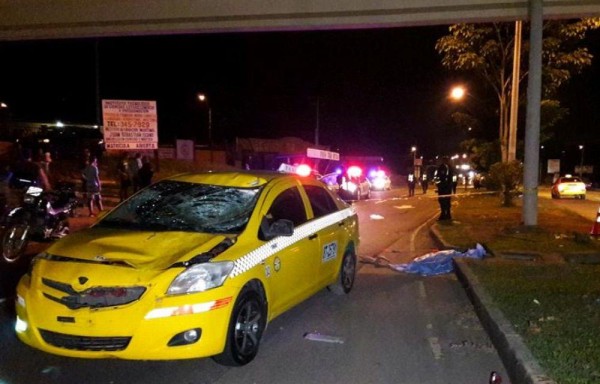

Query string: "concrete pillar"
[[522, 0, 543, 226]]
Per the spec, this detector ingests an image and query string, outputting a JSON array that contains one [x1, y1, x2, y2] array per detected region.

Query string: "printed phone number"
[[105, 120, 152, 129]]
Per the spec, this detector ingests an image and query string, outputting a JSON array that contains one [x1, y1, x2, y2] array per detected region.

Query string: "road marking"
[[428, 337, 443, 360]]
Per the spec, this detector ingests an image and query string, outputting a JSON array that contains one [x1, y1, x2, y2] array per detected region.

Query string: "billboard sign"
[[547, 159, 560, 174], [307, 148, 339, 161], [102, 100, 158, 150]]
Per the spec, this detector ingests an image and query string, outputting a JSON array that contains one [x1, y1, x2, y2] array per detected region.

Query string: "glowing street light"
[[197, 93, 212, 147], [450, 86, 466, 101], [579, 145, 584, 178], [0, 102, 7, 108]]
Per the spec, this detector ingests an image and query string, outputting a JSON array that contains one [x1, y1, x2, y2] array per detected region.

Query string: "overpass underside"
[[2, 1, 600, 41]]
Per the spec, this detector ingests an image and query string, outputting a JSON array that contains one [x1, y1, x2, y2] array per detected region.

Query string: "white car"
[[551, 175, 586, 199], [368, 170, 392, 191]]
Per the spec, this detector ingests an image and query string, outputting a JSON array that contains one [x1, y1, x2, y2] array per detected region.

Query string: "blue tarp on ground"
[[389, 244, 486, 276]]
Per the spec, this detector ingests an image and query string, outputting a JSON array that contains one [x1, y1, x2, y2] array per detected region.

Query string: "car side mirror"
[[263, 219, 294, 240]]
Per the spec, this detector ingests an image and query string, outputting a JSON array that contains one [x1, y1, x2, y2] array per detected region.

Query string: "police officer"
[[407, 172, 416, 197], [434, 156, 454, 221], [421, 173, 428, 194]]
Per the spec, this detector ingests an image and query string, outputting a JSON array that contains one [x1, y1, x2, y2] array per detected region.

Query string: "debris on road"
[[394, 205, 414, 209], [304, 332, 345, 344]]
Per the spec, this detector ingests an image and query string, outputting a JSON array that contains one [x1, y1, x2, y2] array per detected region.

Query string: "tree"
[[436, 19, 600, 162]]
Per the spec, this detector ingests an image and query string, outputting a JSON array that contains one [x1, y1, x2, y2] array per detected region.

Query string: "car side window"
[[264, 187, 308, 228], [303, 185, 339, 218]]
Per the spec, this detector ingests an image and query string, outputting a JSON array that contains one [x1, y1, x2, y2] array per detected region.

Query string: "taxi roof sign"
[[307, 148, 339, 161]]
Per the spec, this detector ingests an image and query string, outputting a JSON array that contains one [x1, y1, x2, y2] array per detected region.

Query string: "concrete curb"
[[430, 223, 557, 384]]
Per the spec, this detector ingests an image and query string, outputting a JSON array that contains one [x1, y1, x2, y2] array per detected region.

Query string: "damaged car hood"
[[46, 227, 230, 270]]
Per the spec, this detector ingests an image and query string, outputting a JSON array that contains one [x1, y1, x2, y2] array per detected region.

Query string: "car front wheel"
[[213, 287, 266, 366]]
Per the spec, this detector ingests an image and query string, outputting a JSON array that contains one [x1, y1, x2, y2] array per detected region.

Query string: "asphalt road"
[[0, 187, 509, 384], [540, 188, 600, 222]]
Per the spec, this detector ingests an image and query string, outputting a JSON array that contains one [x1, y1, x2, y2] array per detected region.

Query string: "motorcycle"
[[1, 180, 78, 266]]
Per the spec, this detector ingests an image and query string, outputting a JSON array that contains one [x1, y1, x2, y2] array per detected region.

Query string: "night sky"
[[0, 25, 599, 172]]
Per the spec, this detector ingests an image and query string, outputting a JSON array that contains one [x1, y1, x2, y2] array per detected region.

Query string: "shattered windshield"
[[97, 180, 262, 234]]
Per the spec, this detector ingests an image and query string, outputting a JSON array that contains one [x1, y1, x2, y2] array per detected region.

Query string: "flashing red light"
[[296, 164, 312, 177], [347, 166, 362, 178]]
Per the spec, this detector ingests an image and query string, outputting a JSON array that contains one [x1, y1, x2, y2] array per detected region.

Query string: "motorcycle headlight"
[[167, 261, 234, 295]]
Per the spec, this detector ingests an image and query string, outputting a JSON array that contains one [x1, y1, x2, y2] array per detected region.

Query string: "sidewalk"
[[430, 224, 556, 384]]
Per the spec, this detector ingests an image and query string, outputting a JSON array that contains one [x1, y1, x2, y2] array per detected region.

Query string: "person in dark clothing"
[[130, 153, 143, 192], [421, 174, 429, 194], [117, 153, 131, 202], [407, 172, 416, 197], [10, 148, 51, 191], [138, 156, 154, 188], [434, 156, 454, 221], [82, 157, 103, 217]]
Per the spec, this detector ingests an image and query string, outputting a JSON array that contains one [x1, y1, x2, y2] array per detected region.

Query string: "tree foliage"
[[487, 160, 523, 207], [460, 138, 501, 172], [436, 19, 600, 162]]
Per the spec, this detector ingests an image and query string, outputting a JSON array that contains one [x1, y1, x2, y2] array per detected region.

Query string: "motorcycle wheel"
[[1, 223, 30, 265]]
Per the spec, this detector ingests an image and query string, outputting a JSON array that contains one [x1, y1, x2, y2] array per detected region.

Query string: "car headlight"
[[167, 261, 234, 295]]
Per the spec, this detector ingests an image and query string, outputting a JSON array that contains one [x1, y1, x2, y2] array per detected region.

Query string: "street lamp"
[[411, 146, 417, 175], [197, 93, 212, 147], [450, 86, 466, 101], [579, 145, 584, 178]]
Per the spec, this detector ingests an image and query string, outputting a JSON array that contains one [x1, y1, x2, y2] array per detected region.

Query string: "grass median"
[[435, 193, 600, 384]]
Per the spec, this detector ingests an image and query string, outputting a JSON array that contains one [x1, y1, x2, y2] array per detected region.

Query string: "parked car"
[[368, 170, 392, 191], [15, 171, 359, 366], [551, 175, 586, 199], [338, 166, 371, 200]]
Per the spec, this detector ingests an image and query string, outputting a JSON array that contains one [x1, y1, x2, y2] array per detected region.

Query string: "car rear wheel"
[[213, 287, 266, 366], [1, 223, 30, 265], [329, 249, 357, 295]]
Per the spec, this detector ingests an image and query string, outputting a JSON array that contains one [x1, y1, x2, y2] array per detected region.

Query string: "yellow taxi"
[[15, 171, 359, 366]]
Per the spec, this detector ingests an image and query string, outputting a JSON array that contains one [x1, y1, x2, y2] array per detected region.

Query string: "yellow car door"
[[301, 183, 349, 287], [259, 183, 318, 317]]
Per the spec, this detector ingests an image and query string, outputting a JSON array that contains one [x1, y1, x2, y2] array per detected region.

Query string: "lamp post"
[[411, 146, 417, 176], [197, 93, 212, 147], [579, 145, 584, 178]]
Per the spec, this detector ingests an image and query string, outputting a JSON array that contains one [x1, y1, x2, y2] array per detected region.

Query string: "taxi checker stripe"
[[230, 207, 355, 278]]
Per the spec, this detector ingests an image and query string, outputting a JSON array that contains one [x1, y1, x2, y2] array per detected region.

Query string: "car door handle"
[[308, 233, 318, 240]]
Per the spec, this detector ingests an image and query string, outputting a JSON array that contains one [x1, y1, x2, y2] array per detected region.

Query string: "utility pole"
[[523, 0, 543, 226]]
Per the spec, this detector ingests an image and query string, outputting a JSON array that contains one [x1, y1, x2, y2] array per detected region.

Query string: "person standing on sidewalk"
[[421, 173, 429, 194], [434, 156, 454, 221], [117, 153, 131, 202], [130, 152, 143, 192], [138, 156, 154, 188], [407, 172, 416, 197], [82, 157, 103, 217]]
